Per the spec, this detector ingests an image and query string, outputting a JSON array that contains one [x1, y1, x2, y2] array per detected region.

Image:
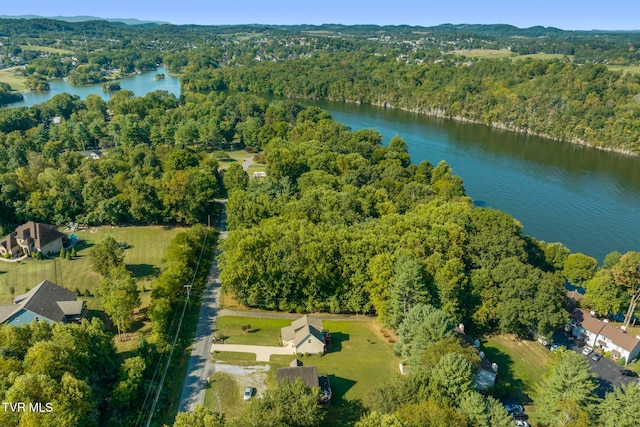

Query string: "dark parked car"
[[620, 369, 638, 377], [591, 352, 602, 361]]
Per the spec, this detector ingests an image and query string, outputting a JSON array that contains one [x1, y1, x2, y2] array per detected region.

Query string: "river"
[[4, 74, 639, 261]]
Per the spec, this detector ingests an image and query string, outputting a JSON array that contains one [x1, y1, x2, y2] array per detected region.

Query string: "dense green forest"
[[3, 19, 640, 153]]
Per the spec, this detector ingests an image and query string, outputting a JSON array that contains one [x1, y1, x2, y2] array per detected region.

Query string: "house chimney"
[[492, 362, 498, 372], [458, 323, 465, 333]]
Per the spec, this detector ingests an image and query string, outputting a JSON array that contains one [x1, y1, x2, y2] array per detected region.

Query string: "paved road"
[[178, 204, 227, 413], [242, 156, 253, 171], [552, 331, 638, 398], [210, 343, 295, 362]]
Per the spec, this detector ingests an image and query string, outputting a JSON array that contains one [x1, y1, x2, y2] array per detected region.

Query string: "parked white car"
[[243, 386, 254, 401], [582, 346, 593, 356]]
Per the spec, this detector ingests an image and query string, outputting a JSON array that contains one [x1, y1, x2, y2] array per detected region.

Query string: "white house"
[[570, 309, 640, 364], [280, 315, 326, 355]]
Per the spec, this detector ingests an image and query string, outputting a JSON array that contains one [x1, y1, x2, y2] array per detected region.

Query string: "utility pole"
[[184, 285, 192, 307]]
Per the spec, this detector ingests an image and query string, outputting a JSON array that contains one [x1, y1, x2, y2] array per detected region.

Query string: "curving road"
[[178, 202, 227, 413]]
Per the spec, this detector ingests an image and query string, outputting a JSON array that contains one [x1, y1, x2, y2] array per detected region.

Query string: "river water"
[[4, 74, 639, 261]]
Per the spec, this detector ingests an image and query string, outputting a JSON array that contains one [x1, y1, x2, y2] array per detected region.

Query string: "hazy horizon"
[[1, 0, 639, 32]]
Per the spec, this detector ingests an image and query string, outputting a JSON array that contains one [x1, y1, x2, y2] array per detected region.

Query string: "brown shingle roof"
[[572, 309, 640, 353], [277, 366, 319, 389]]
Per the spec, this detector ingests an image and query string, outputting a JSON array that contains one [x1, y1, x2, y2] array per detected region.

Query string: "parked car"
[[591, 352, 602, 361], [243, 386, 254, 400], [620, 369, 638, 377], [504, 404, 524, 414], [514, 421, 530, 427], [511, 410, 528, 421], [582, 346, 593, 356]]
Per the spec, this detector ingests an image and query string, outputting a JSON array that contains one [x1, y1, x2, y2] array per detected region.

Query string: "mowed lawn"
[[0, 68, 27, 91], [0, 225, 185, 305], [483, 334, 554, 407], [19, 45, 74, 54], [210, 316, 400, 426]]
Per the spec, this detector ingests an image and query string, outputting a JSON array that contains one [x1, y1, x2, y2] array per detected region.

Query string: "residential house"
[[281, 315, 326, 355], [277, 359, 331, 404], [0, 280, 86, 326], [0, 221, 66, 258], [569, 309, 640, 364]]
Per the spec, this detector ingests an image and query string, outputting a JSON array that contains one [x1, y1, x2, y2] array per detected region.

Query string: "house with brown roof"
[[570, 309, 640, 364], [0, 221, 66, 258], [280, 315, 326, 355], [0, 280, 86, 326], [277, 359, 331, 404]]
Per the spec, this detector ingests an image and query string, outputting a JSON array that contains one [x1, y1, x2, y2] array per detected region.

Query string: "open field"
[[454, 48, 513, 59], [213, 148, 255, 171], [607, 65, 640, 75], [483, 334, 554, 408], [0, 225, 185, 305], [453, 49, 568, 62], [19, 45, 74, 54], [0, 67, 27, 90], [208, 316, 400, 426]]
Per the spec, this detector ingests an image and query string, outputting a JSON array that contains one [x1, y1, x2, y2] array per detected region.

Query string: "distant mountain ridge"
[[0, 15, 169, 26]]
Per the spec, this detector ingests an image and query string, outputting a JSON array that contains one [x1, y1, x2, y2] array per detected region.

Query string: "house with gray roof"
[[0, 221, 66, 258], [0, 280, 86, 326], [281, 315, 326, 355]]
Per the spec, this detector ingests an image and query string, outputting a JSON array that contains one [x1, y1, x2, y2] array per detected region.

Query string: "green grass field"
[[0, 68, 28, 91], [483, 334, 553, 407], [0, 225, 185, 305], [208, 316, 399, 426], [454, 49, 568, 62], [607, 65, 640, 75], [19, 45, 74, 55]]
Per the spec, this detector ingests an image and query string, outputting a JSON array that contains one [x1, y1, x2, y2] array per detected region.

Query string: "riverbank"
[[274, 94, 639, 158]]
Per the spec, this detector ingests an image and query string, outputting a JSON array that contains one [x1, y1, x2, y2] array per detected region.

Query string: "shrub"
[[241, 324, 252, 333], [85, 289, 92, 297], [75, 288, 83, 296], [59, 247, 66, 258]]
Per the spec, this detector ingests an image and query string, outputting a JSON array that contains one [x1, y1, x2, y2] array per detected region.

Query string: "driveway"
[[211, 343, 295, 362], [552, 331, 638, 397]]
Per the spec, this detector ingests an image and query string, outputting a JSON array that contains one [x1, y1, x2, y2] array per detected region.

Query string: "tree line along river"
[[5, 68, 640, 262]]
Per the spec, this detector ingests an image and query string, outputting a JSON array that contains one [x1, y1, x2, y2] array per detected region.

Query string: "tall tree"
[[89, 236, 125, 276], [599, 383, 640, 427], [534, 349, 598, 426], [98, 266, 140, 340], [563, 253, 598, 286]]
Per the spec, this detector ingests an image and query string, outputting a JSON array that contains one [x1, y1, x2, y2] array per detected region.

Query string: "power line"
[[142, 229, 210, 427]]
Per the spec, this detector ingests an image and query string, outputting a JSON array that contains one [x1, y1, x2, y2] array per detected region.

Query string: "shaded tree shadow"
[[321, 376, 363, 427], [127, 263, 160, 279], [328, 332, 349, 353], [482, 342, 531, 404], [74, 240, 94, 251]]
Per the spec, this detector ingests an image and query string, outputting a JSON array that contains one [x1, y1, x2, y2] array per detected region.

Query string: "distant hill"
[[0, 15, 170, 26]]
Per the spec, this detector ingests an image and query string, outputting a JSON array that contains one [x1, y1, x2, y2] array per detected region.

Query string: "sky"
[[2, 0, 640, 31]]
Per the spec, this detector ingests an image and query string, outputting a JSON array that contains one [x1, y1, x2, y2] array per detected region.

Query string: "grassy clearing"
[[215, 316, 291, 346], [0, 225, 184, 305], [0, 68, 27, 91], [483, 334, 553, 407], [455, 49, 513, 59], [209, 316, 399, 426], [19, 45, 74, 54], [607, 65, 640, 75], [514, 53, 568, 61]]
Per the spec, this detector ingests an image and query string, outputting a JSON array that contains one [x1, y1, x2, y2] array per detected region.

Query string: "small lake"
[[6, 66, 180, 108]]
